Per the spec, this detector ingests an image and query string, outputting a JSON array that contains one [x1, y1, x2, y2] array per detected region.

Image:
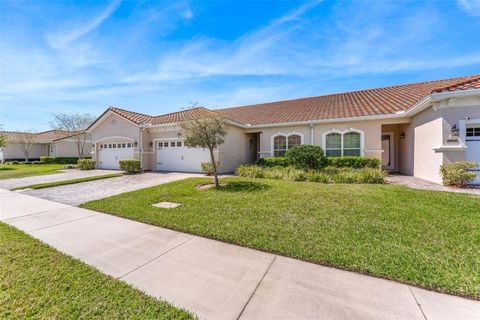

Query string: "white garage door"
[[156, 140, 211, 172], [466, 126, 480, 185], [98, 142, 134, 169]]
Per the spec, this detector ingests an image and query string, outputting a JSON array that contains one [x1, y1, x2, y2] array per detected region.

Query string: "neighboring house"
[[0, 130, 91, 162], [85, 75, 480, 184]]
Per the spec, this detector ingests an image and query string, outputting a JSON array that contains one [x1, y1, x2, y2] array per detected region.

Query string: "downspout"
[[139, 128, 143, 169], [310, 124, 314, 145]]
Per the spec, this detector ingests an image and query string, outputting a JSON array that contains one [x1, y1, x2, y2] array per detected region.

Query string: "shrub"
[[119, 159, 141, 174], [236, 164, 265, 178], [285, 145, 327, 170], [263, 166, 307, 181], [200, 162, 219, 175], [357, 168, 386, 184], [40, 156, 56, 164], [306, 171, 331, 183], [327, 156, 381, 169], [256, 157, 289, 167], [77, 159, 96, 170], [63, 164, 77, 169], [440, 161, 478, 187], [236, 165, 385, 184]]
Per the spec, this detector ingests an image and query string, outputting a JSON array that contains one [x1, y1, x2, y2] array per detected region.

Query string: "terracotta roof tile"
[[1, 130, 75, 143], [219, 75, 480, 125], [98, 75, 480, 128]]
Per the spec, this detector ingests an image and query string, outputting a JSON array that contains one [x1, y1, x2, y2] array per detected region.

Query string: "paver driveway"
[[0, 169, 119, 190], [19, 172, 202, 205], [1, 189, 479, 320]]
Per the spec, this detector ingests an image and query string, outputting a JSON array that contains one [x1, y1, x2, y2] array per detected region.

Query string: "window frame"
[[271, 132, 304, 157], [322, 129, 364, 157]]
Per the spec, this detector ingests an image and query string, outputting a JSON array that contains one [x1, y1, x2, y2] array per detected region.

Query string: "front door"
[[381, 133, 394, 170]]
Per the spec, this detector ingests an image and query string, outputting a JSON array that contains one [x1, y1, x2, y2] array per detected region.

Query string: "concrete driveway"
[[1, 189, 479, 320], [19, 172, 202, 205], [0, 169, 119, 190]]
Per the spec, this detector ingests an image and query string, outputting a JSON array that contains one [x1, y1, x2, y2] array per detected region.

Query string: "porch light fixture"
[[451, 124, 460, 137], [177, 132, 182, 138], [400, 132, 405, 139], [134, 141, 138, 147], [149, 142, 153, 147]]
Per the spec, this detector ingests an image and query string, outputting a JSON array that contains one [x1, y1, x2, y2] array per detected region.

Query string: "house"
[[0, 130, 91, 162], [85, 75, 480, 184]]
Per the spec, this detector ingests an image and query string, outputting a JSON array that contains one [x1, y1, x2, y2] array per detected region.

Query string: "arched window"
[[272, 133, 304, 157], [324, 130, 363, 157], [288, 134, 302, 148], [273, 135, 287, 157], [343, 132, 361, 156], [325, 133, 342, 157]]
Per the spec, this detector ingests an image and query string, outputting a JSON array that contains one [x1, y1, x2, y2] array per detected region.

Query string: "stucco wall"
[[54, 134, 92, 158], [217, 125, 253, 173], [398, 102, 480, 183], [256, 120, 386, 160], [2, 143, 48, 160], [90, 113, 141, 164]]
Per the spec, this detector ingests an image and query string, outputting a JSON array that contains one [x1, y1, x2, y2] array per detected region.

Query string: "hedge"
[[256, 156, 381, 169], [327, 156, 381, 169], [77, 159, 96, 170], [40, 156, 91, 164], [236, 164, 386, 184], [256, 157, 289, 167], [119, 159, 142, 174]]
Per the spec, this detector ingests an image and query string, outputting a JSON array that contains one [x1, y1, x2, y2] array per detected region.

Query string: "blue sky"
[[1, 0, 479, 131]]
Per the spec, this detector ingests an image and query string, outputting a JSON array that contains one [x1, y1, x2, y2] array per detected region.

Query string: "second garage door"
[[98, 142, 134, 169], [156, 140, 211, 172]]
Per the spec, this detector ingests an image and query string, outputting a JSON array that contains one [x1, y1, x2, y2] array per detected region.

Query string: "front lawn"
[[82, 177, 480, 299], [0, 164, 64, 180], [0, 222, 192, 319]]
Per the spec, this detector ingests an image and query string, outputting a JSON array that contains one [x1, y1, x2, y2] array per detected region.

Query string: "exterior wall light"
[[400, 132, 406, 139], [451, 124, 460, 137]]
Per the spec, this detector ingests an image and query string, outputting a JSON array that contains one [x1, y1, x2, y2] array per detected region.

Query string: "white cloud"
[[458, 0, 480, 16], [46, 0, 121, 49]]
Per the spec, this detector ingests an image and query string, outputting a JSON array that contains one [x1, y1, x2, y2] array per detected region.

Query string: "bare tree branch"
[[50, 112, 96, 158]]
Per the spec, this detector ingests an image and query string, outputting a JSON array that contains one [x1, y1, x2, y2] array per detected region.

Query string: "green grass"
[[0, 222, 193, 319], [81, 177, 480, 299], [0, 164, 64, 180], [11, 173, 123, 190]]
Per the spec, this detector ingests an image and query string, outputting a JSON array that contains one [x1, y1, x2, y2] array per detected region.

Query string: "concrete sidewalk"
[[1, 189, 479, 320]]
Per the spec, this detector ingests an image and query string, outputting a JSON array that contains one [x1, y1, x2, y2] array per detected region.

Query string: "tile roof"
[[96, 74, 480, 128], [219, 75, 480, 125], [1, 130, 76, 143]]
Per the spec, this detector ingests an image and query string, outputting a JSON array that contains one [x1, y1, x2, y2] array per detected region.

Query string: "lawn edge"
[[0, 222, 194, 319], [11, 173, 124, 190]]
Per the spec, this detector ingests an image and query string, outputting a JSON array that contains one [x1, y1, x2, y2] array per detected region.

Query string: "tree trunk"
[[208, 147, 219, 188]]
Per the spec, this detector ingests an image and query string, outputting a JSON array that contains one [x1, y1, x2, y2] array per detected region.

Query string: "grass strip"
[[0, 222, 193, 319], [12, 173, 123, 190]]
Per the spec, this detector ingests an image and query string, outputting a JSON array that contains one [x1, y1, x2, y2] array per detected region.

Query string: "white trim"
[[381, 132, 395, 170], [87, 110, 140, 133], [270, 132, 304, 156], [433, 146, 467, 152], [321, 128, 365, 157], [95, 136, 135, 143]]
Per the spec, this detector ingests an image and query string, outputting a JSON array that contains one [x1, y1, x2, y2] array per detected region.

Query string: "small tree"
[[0, 125, 6, 148], [16, 130, 37, 161], [50, 112, 96, 158], [181, 114, 228, 188]]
